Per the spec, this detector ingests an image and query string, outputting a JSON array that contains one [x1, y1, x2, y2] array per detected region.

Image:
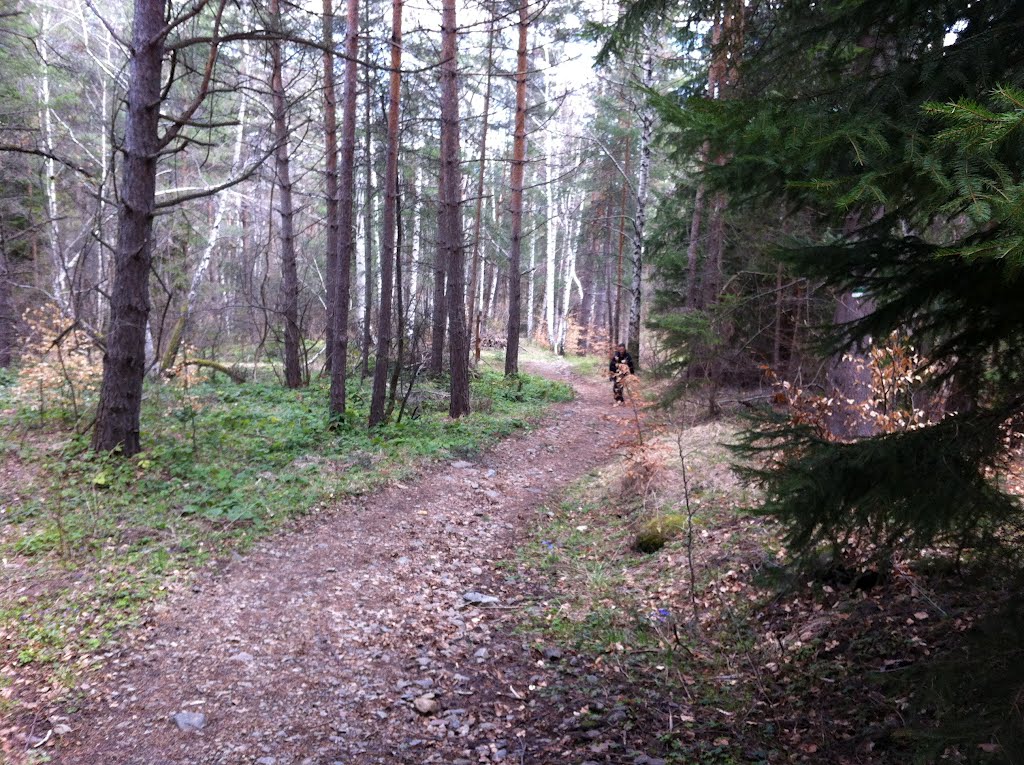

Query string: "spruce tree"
[[625, 0, 1024, 557]]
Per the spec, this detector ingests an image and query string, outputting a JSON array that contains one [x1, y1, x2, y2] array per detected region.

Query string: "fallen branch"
[[180, 358, 248, 384]]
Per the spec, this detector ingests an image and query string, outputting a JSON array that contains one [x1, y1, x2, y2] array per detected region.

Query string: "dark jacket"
[[610, 350, 635, 376]]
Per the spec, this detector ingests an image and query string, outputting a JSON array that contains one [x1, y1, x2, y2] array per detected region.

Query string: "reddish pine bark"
[[369, 0, 403, 427], [322, 0, 340, 373], [504, 0, 529, 377], [329, 0, 360, 419], [439, 0, 469, 415], [270, 0, 303, 389]]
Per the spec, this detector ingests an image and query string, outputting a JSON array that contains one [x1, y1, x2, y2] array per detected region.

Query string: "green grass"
[[0, 366, 572, 684]]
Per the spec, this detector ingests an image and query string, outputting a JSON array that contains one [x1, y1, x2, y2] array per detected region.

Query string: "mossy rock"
[[633, 513, 687, 554]]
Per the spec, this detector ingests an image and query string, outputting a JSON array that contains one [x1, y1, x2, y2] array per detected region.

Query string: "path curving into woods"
[[57, 358, 633, 765]]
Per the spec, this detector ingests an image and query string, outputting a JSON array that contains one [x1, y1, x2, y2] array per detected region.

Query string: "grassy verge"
[[0, 361, 571, 713], [513, 411, 1020, 764]]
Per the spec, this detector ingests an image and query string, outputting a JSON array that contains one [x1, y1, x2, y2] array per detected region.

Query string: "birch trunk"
[[360, 50, 375, 378], [468, 0, 496, 365], [526, 235, 536, 339], [161, 28, 251, 371], [627, 50, 653, 368], [409, 164, 421, 329], [614, 134, 629, 340], [37, 9, 71, 315], [543, 48, 558, 348]]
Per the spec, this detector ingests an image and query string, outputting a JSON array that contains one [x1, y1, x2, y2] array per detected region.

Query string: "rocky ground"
[[48, 359, 645, 765]]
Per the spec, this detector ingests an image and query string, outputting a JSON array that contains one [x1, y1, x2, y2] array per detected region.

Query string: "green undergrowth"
[[0, 365, 571, 697], [515, 418, 1024, 764], [514, 426, 771, 765]]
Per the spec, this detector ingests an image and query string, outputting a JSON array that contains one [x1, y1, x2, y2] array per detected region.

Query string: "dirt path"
[[56, 359, 632, 765]]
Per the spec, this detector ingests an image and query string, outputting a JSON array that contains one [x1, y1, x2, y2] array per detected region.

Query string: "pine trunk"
[[439, 0, 469, 416], [360, 42, 374, 379], [504, 0, 529, 376], [329, 0, 360, 418], [270, 0, 302, 388], [91, 0, 165, 455], [369, 0, 403, 427], [323, 0, 341, 373]]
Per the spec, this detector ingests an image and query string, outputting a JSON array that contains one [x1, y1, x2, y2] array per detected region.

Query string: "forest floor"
[[3, 357, 1020, 765], [4, 358, 641, 765]]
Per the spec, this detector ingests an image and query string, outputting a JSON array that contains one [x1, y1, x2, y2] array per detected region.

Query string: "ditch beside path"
[[56, 358, 634, 765]]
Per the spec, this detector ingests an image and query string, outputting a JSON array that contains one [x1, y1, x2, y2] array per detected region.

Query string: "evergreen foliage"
[[643, 0, 1024, 559]]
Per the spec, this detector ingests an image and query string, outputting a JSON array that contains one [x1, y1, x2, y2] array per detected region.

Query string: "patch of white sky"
[[301, 0, 610, 161]]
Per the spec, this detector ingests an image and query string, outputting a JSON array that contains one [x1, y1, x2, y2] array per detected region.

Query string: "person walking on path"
[[609, 342, 635, 405]]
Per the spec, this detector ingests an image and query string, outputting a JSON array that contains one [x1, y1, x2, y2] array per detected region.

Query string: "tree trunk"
[[329, 0, 360, 418], [360, 33, 374, 379], [162, 31, 251, 372], [0, 238, 12, 367], [429, 220, 448, 375], [409, 164, 421, 328], [504, 0, 529, 376], [428, 225, 448, 375], [386, 176, 405, 420], [614, 134, 629, 340], [439, 0, 469, 416], [543, 47, 558, 348], [526, 234, 536, 339], [369, 0, 402, 427], [685, 142, 709, 309], [468, 0, 496, 365], [627, 50, 653, 368], [91, 0, 165, 455], [270, 0, 302, 388], [322, 0, 341, 373], [37, 9, 73, 316]]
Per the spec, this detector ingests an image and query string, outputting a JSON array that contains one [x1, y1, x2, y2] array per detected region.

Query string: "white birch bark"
[[409, 165, 421, 328], [354, 185, 366, 330], [627, 50, 654, 363], [543, 47, 558, 347], [556, 202, 582, 353], [527, 234, 536, 338], [37, 10, 70, 314], [160, 25, 251, 370]]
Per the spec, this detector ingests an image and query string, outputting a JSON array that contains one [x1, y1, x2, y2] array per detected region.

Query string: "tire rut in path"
[[59, 359, 631, 765]]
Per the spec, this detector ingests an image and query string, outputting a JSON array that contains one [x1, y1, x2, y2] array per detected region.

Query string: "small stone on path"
[[171, 711, 206, 731], [462, 591, 499, 606], [451, 460, 474, 469], [413, 694, 440, 715]]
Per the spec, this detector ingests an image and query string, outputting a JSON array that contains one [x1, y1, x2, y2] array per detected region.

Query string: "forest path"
[[59, 358, 632, 765]]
